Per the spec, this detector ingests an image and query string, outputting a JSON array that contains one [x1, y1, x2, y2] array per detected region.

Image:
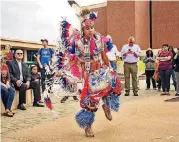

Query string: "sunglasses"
[[16, 53, 23, 55]]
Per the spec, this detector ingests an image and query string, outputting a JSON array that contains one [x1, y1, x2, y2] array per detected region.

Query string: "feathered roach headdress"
[[79, 8, 98, 28]]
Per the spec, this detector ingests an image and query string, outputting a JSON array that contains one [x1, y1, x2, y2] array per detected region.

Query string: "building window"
[[27, 50, 38, 61]]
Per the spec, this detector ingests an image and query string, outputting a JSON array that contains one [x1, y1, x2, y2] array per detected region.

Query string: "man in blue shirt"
[[37, 39, 54, 93]]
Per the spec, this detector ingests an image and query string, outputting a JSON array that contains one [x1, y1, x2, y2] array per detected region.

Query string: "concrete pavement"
[[2, 91, 179, 142], [1, 87, 179, 142]]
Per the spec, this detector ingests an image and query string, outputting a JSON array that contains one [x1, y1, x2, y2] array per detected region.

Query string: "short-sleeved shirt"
[[37, 48, 54, 66], [158, 51, 173, 71], [121, 44, 141, 63], [106, 44, 120, 61]]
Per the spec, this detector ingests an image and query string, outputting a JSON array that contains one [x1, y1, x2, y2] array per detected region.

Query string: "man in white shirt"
[[106, 35, 120, 72], [121, 36, 141, 96]]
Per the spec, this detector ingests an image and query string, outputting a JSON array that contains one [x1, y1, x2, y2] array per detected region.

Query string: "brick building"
[[70, 1, 179, 50]]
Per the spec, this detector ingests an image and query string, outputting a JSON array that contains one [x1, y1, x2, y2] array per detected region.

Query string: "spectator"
[[156, 44, 173, 95], [1, 65, 15, 117], [153, 59, 162, 91], [121, 36, 141, 96], [105, 35, 120, 72], [174, 48, 179, 96], [168, 46, 177, 90], [8, 49, 43, 110], [37, 39, 54, 93], [143, 48, 156, 90], [30, 65, 44, 106], [2, 45, 13, 63]]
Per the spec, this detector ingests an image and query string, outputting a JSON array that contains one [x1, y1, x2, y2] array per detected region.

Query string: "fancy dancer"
[[59, 9, 122, 137]]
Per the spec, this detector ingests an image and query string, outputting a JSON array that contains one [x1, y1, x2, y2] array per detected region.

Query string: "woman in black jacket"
[[168, 46, 177, 90], [174, 48, 179, 96]]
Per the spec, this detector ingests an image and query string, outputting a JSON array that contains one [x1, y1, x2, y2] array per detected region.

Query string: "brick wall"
[[107, 1, 135, 50], [152, 1, 179, 48]]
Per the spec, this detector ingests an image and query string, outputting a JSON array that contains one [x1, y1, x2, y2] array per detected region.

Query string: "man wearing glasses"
[[8, 49, 43, 110]]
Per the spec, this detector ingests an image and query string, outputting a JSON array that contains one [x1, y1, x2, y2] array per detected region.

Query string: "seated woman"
[[1, 65, 15, 117]]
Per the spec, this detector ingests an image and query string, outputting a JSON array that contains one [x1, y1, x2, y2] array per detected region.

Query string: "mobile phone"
[[128, 49, 131, 51]]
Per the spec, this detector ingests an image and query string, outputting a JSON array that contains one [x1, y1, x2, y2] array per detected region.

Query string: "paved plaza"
[[1, 81, 179, 142]]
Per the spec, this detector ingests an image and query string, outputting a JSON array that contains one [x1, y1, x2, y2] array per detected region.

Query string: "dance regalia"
[[59, 9, 122, 137]]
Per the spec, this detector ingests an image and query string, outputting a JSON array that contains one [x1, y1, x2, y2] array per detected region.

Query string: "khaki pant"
[[124, 63, 138, 93]]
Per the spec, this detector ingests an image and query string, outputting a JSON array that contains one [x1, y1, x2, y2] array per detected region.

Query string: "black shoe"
[[134, 92, 138, 96], [33, 102, 44, 107], [48, 90, 54, 94], [17, 104, 26, 110], [125, 92, 130, 96], [60, 96, 67, 103], [73, 96, 79, 101]]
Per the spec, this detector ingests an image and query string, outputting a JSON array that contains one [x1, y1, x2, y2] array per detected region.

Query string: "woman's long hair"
[[1, 69, 10, 84], [168, 46, 176, 57], [146, 50, 154, 57]]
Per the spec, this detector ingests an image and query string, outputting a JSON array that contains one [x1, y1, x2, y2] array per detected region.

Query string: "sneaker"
[[33, 103, 44, 107], [153, 88, 157, 90], [160, 92, 166, 95], [165, 92, 170, 95], [38, 100, 44, 103], [146, 88, 150, 90], [175, 93, 179, 96]]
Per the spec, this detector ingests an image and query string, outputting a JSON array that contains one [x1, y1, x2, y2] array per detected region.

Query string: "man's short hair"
[[128, 36, 135, 42], [162, 44, 169, 47], [14, 49, 23, 54]]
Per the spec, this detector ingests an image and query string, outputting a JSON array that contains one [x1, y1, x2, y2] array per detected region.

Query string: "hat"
[[80, 9, 98, 28], [41, 39, 48, 43], [147, 48, 152, 51]]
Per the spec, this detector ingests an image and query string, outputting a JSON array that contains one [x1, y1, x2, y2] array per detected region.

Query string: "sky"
[[1, 0, 106, 44]]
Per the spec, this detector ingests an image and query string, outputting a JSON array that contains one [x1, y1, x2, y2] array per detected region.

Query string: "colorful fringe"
[[44, 97, 53, 110], [102, 93, 120, 112], [75, 109, 95, 129]]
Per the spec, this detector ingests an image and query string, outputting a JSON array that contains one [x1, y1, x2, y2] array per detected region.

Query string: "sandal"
[[102, 104, 112, 121], [10, 111, 15, 115], [4, 111, 13, 117]]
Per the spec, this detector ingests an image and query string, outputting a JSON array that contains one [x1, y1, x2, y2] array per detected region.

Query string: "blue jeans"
[[1, 85, 15, 110], [110, 61, 117, 72], [159, 69, 172, 92]]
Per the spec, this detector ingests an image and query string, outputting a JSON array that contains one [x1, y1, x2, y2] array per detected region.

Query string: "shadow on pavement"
[[164, 97, 179, 102]]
